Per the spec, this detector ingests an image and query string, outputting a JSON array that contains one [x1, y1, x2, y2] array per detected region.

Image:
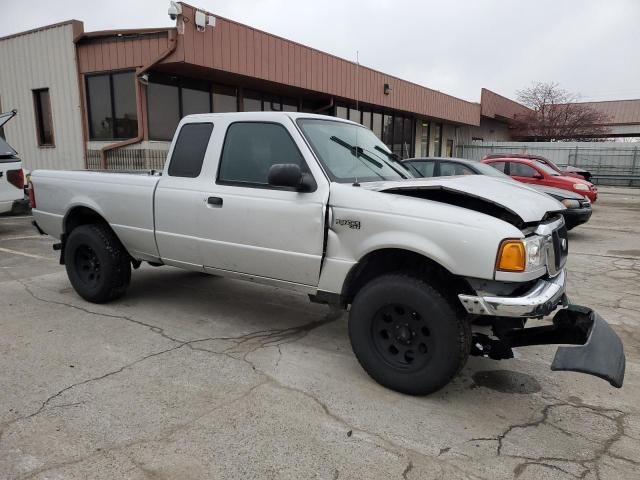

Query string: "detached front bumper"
[[459, 270, 567, 318], [470, 305, 626, 388]]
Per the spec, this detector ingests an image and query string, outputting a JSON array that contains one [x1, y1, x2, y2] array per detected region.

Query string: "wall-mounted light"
[[195, 11, 206, 32], [384, 83, 392, 95]]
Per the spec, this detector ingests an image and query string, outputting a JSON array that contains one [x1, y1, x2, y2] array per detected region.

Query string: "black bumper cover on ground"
[[551, 305, 625, 388], [475, 304, 625, 388]]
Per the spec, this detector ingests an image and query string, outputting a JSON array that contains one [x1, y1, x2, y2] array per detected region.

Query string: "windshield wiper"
[[330, 136, 384, 168]]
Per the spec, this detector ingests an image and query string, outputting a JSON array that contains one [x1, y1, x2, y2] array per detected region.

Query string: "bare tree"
[[512, 82, 611, 141]]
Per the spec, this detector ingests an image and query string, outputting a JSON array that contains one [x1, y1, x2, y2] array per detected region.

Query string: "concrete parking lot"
[[1, 187, 639, 480]]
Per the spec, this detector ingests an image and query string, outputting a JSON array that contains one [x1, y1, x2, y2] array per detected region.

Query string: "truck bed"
[[31, 170, 162, 261]]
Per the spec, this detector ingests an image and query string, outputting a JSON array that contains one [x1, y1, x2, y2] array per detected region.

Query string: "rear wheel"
[[65, 224, 131, 303], [348, 274, 471, 395]]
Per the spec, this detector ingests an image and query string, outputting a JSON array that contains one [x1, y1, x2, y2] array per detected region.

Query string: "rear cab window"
[[168, 123, 214, 177]]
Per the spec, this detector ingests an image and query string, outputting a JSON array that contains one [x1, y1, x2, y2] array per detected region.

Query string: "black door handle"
[[207, 196, 223, 207]]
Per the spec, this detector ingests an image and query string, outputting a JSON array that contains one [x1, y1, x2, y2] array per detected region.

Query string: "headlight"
[[574, 184, 589, 191], [561, 199, 580, 209], [496, 236, 545, 272], [523, 235, 545, 269]]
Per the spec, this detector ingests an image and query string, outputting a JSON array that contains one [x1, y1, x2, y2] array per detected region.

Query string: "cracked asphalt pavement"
[[1, 186, 639, 479]]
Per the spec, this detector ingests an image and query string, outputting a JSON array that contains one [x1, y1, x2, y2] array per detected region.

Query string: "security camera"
[[168, 1, 182, 20]]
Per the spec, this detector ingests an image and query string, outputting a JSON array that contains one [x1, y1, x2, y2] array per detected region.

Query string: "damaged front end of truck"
[[377, 179, 626, 388]]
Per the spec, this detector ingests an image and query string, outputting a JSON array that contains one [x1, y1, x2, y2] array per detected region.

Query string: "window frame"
[[32, 88, 55, 147], [166, 122, 214, 178], [216, 120, 316, 192], [85, 70, 138, 141]]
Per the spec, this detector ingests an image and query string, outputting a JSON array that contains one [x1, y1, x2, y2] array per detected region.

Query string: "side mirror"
[[533, 173, 544, 180], [268, 164, 313, 191]]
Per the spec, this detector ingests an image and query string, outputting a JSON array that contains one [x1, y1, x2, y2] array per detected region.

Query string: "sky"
[[1, 0, 639, 103]]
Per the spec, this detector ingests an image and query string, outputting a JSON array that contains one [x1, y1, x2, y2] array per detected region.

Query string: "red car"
[[481, 156, 598, 203], [482, 153, 592, 181]]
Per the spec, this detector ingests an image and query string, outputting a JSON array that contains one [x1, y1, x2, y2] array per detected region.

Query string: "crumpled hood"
[[361, 175, 564, 224]]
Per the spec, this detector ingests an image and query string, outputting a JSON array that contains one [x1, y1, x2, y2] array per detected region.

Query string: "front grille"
[[551, 223, 568, 271]]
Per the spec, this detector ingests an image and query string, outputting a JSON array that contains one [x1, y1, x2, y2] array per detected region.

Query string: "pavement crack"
[[470, 396, 634, 479], [17, 278, 184, 344], [401, 460, 414, 479], [0, 343, 187, 444]]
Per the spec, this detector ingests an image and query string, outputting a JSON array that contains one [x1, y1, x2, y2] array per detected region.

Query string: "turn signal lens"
[[496, 240, 526, 272]]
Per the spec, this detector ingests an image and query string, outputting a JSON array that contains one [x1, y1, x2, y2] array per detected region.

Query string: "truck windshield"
[[297, 118, 413, 183]]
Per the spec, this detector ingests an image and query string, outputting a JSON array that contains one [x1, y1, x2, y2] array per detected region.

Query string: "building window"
[[241, 89, 298, 113], [147, 77, 214, 141], [431, 123, 442, 156], [33, 88, 55, 146], [382, 114, 393, 146], [349, 108, 361, 123], [361, 111, 372, 129], [86, 71, 137, 140], [0, 96, 5, 140], [182, 87, 211, 116], [445, 138, 454, 157], [371, 112, 382, 139], [392, 116, 403, 157], [213, 84, 238, 113], [148, 82, 180, 141], [335, 106, 348, 119], [420, 121, 430, 157]]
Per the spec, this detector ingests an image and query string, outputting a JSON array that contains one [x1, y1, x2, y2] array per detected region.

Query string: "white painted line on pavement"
[[0, 247, 52, 261], [0, 235, 44, 241]]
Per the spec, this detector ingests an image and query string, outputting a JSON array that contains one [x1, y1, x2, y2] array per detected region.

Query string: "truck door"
[[154, 122, 214, 269], [197, 119, 328, 287]]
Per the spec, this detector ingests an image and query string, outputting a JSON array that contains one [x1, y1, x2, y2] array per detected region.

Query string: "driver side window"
[[510, 162, 539, 178], [409, 160, 435, 177], [217, 122, 308, 186]]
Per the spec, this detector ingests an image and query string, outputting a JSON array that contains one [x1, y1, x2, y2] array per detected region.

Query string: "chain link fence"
[[456, 142, 640, 187]]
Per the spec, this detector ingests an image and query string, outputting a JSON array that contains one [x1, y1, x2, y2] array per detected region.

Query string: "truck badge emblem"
[[335, 219, 361, 230]]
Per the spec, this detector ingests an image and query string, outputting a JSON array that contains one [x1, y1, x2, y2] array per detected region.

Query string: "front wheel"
[[348, 274, 471, 395], [65, 224, 131, 303]]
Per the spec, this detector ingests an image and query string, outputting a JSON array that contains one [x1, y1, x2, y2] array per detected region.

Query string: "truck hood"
[[360, 175, 564, 225]]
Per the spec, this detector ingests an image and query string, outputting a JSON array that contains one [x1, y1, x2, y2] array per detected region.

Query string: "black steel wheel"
[[65, 224, 131, 303], [73, 245, 102, 288], [349, 274, 471, 395], [372, 304, 433, 371]]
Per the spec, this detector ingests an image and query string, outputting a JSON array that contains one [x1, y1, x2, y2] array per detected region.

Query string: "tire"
[[348, 274, 471, 395], [64, 224, 131, 303]]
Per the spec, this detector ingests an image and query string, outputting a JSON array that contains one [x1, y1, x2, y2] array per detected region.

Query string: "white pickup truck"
[[30, 112, 625, 395]]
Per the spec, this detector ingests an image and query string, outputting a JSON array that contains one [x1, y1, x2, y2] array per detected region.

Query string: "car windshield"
[[297, 118, 413, 183], [533, 161, 561, 176]]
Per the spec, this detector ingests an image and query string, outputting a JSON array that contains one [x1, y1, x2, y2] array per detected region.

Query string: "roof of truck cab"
[[180, 111, 361, 125]]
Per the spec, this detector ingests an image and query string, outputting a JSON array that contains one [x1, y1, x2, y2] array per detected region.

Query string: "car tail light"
[[27, 181, 36, 209], [7, 169, 24, 189]]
